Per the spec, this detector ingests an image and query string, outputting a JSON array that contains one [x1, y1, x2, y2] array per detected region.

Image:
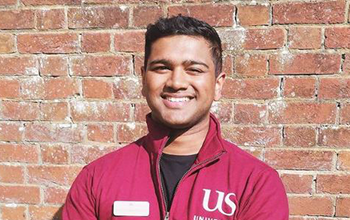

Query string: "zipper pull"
[[164, 212, 169, 220]]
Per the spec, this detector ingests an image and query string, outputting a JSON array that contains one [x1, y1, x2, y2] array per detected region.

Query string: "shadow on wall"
[[52, 205, 64, 220]]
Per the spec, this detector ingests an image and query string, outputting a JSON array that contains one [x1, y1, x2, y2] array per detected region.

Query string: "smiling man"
[[62, 15, 289, 220]]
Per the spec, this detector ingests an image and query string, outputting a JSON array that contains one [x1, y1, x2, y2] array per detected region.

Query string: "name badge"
[[113, 201, 150, 216]]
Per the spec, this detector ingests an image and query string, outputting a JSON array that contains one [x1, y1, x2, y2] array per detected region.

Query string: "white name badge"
[[113, 201, 150, 216]]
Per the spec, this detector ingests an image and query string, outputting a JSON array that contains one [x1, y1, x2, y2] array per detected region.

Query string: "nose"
[[165, 67, 189, 91]]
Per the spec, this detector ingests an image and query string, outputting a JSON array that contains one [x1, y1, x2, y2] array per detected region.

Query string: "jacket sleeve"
[[62, 167, 97, 220], [238, 169, 289, 220]]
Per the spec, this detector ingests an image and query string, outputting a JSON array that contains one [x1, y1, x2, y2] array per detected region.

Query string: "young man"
[[62, 15, 289, 220]]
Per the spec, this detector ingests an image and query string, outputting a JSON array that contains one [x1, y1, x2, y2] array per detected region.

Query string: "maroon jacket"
[[62, 114, 289, 220]]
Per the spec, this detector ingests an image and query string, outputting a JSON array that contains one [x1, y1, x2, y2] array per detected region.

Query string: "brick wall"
[[0, 0, 349, 219]]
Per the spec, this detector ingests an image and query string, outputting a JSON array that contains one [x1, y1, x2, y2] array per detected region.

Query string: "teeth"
[[167, 97, 190, 102]]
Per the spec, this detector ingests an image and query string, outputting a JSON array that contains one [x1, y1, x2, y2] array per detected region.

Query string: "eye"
[[187, 68, 204, 74], [151, 66, 170, 72]]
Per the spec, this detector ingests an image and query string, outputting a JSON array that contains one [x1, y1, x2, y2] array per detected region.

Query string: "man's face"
[[142, 35, 225, 129]]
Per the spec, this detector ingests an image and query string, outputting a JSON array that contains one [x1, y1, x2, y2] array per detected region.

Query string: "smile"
[[166, 97, 191, 102]]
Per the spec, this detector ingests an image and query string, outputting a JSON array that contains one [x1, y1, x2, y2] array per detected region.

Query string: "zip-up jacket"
[[62, 114, 289, 220]]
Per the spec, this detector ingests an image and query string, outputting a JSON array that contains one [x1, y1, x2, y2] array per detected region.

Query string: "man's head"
[[144, 15, 223, 77]]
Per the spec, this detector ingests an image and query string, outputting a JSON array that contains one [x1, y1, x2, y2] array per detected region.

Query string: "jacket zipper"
[[157, 138, 170, 220]]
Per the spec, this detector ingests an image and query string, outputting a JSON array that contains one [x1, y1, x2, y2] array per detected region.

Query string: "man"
[[62, 15, 289, 219]]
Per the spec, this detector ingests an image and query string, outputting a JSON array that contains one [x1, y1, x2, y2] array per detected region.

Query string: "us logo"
[[202, 189, 237, 216]]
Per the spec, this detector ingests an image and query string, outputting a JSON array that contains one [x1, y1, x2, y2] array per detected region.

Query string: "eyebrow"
[[148, 59, 209, 69]]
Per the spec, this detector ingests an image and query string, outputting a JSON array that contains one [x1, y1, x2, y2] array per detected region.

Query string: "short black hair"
[[144, 15, 223, 76]]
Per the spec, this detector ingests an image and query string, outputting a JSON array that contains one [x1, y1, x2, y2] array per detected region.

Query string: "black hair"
[[144, 15, 223, 76]]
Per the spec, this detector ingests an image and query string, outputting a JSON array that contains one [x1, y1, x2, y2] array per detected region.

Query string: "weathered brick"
[[273, 0, 345, 24], [168, 4, 234, 27], [40, 102, 69, 121], [114, 30, 145, 53], [0, 34, 15, 53], [222, 126, 281, 147], [117, 123, 147, 142], [87, 124, 114, 143], [82, 33, 110, 53], [1, 206, 26, 220], [325, 27, 350, 49], [283, 126, 316, 147], [0, 10, 34, 29], [318, 78, 350, 99], [0, 0, 17, 5], [44, 187, 68, 204], [336, 197, 350, 217], [317, 174, 350, 194], [222, 55, 233, 76], [283, 77, 316, 98], [0, 79, 19, 98], [222, 78, 279, 100], [235, 54, 267, 76], [28, 205, 62, 220], [265, 150, 333, 170], [20, 77, 45, 99], [18, 33, 79, 54], [41, 144, 69, 164], [68, 6, 128, 29], [289, 27, 322, 49], [36, 9, 65, 30], [270, 53, 341, 75], [210, 101, 233, 123], [288, 196, 333, 216], [71, 55, 131, 76], [268, 102, 336, 124], [237, 5, 269, 26], [344, 54, 350, 74], [134, 102, 151, 122], [281, 174, 313, 194], [71, 101, 131, 122], [219, 29, 247, 52], [0, 144, 38, 163], [1, 101, 40, 120], [318, 127, 350, 148], [40, 56, 68, 76], [22, 0, 80, 5], [134, 55, 144, 76], [83, 79, 113, 99], [44, 77, 79, 99], [338, 151, 350, 171], [340, 103, 350, 124], [234, 103, 266, 124], [0, 57, 38, 75], [133, 5, 163, 27], [0, 122, 23, 141], [71, 145, 115, 164], [113, 76, 142, 99], [0, 185, 40, 204], [0, 165, 24, 184], [244, 28, 285, 50]]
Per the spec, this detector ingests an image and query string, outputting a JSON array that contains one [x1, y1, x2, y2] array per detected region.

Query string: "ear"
[[214, 72, 225, 101], [141, 66, 146, 97]]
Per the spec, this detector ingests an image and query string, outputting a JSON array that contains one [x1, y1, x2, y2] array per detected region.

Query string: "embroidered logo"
[[202, 189, 236, 216]]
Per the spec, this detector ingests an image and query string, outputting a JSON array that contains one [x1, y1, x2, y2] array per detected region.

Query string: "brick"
[[268, 102, 336, 124], [273, 0, 345, 24], [0, 56, 37, 75], [265, 150, 333, 170], [71, 55, 131, 76], [235, 54, 267, 76], [44, 77, 79, 99], [281, 174, 313, 194], [222, 126, 281, 147], [219, 29, 247, 52], [0, 34, 15, 53], [0, 0, 17, 5], [340, 103, 350, 124], [18, 33, 79, 54], [36, 9, 65, 30], [1, 206, 26, 220], [41, 144, 69, 164], [113, 77, 142, 99], [40, 56, 68, 76], [71, 101, 131, 122], [317, 174, 350, 194], [68, 6, 128, 29], [134, 55, 144, 76], [133, 5, 163, 27], [270, 53, 341, 75], [338, 151, 350, 171], [222, 55, 233, 76], [283, 126, 316, 147], [318, 127, 350, 148], [114, 30, 145, 53], [0, 10, 34, 29], [288, 196, 333, 216], [237, 5, 269, 26], [27, 165, 82, 186], [0, 122, 23, 141], [24, 123, 83, 143], [44, 187, 68, 204], [210, 101, 233, 123], [71, 145, 115, 164], [117, 123, 147, 142], [134, 102, 151, 122], [168, 4, 234, 27], [283, 77, 316, 98], [0, 165, 24, 183], [0, 144, 38, 163], [344, 54, 350, 74], [28, 205, 62, 220], [244, 28, 285, 50], [82, 33, 110, 53], [319, 78, 350, 99], [289, 27, 322, 49], [336, 197, 350, 217], [41, 102, 69, 121], [222, 78, 279, 100], [83, 79, 113, 99], [325, 27, 350, 49], [87, 124, 114, 143], [0, 79, 20, 98], [22, 0, 80, 5], [234, 104, 266, 124], [1, 101, 40, 120], [0, 186, 40, 204], [20, 77, 45, 99]]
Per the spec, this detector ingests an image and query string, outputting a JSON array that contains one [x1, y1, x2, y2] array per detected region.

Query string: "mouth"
[[165, 97, 191, 102], [161, 94, 194, 108]]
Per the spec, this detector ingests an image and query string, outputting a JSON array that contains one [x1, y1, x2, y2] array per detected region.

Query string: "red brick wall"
[[0, 0, 349, 219]]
